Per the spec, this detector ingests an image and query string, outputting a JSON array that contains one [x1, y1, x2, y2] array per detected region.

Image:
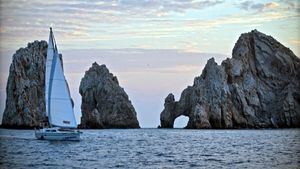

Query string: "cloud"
[[0, 0, 224, 20], [265, 2, 280, 9], [288, 39, 300, 46], [238, 1, 279, 12], [0, 0, 299, 55], [280, 0, 300, 11], [0, 0, 223, 47], [0, 0, 224, 26], [150, 65, 203, 74]]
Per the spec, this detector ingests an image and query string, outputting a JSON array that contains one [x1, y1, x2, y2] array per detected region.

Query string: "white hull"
[[35, 127, 81, 141]]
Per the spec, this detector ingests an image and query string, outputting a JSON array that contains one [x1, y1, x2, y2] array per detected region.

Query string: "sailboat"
[[35, 28, 81, 141]]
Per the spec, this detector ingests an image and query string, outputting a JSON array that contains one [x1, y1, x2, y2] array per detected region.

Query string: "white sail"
[[45, 28, 55, 118], [46, 28, 77, 128]]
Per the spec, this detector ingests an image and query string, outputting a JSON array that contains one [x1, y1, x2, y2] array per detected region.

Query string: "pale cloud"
[[238, 0, 300, 14], [151, 65, 203, 74], [0, 0, 299, 54], [280, 0, 300, 11], [0, 0, 224, 22], [265, 2, 280, 9], [0, 0, 225, 51], [288, 39, 300, 46], [172, 10, 296, 31], [238, 1, 279, 12]]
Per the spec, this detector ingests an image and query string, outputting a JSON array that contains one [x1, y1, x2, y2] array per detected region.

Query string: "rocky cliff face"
[[79, 62, 140, 128], [160, 30, 300, 128], [2, 41, 48, 128]]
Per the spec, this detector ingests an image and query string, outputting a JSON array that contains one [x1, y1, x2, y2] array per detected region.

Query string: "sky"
[[0, 0, 299, 127]]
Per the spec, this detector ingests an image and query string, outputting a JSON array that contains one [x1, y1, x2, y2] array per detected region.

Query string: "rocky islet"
[[160, 30, 300, 128], [79, 62, 140, 128], [2, 41, 48, 128]]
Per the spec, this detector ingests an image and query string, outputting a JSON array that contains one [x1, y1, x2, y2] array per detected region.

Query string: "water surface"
[[0, 129, 299, 168]]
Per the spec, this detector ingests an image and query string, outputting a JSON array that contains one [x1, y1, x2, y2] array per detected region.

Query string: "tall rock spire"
[[79, 62, 140, 129]]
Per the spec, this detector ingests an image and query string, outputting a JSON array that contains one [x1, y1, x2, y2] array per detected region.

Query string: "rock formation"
[[160, 30, 300, 128], [79, 62, 140, 128], [1, 41, 48, 128]]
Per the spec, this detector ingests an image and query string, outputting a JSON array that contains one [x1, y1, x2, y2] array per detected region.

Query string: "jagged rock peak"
[[2, 41, 48, 128], [79, 62, 140, 129], [233, 29, 297, 60], [160, 30, 300, 129], [83, 62, 118, 87]]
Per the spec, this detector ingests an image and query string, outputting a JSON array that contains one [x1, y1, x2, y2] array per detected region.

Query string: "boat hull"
[[35, 128, 81, 141]]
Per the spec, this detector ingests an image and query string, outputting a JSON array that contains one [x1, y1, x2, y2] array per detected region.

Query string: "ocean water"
[[0, 129, 299, 169]]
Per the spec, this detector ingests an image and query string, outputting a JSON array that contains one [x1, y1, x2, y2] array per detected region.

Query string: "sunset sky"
[[0, 0, 299, 127]]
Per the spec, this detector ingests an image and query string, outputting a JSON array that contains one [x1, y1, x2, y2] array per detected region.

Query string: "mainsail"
[[45, 28, 77, 128]]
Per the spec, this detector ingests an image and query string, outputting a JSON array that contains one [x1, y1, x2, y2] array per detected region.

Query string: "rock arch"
[[174, 115, 189, 128]]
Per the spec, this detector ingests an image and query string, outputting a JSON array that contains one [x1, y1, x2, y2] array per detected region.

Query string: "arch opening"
[[174, 115, 189, 128]]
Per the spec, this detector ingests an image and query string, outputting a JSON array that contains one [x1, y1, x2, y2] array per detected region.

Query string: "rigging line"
[[51, 28, 58, 53]]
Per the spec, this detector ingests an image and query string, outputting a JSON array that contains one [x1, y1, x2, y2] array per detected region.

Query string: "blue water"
[[0, 129, 299, 168]]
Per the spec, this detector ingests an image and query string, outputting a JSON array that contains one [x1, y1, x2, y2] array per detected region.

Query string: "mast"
[[45, 27, 55, 127], [47, 27, 56, 127]]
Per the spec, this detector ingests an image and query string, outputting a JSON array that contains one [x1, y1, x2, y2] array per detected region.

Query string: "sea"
[[0, 128, 299, 169]]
